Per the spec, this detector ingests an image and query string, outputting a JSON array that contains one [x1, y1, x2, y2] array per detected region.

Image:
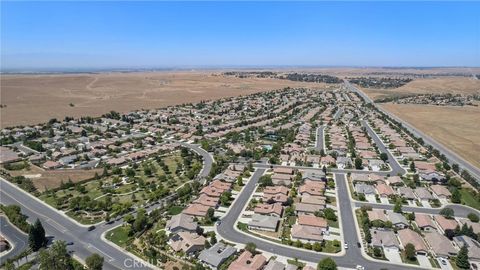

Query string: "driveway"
[[380, 197, 390, 204], [417, 254, 432, 268], [437, 258, 454, 270], [420, 200, 431, 208], [366, 194, 377, 203], [383, 248, 402, 263]]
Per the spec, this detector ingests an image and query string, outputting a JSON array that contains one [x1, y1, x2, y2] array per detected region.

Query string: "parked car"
[[87, 225, 96, 231], [344, 243, 348, 249]]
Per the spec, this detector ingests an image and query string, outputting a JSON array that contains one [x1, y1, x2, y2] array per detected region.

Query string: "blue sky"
[[1, 1, 479, 70]]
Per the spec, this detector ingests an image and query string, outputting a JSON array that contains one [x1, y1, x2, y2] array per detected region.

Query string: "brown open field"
[[381, 103, 480, 168], [361, 76, 480, 100], [5, 164, 102, 191], [0, 71, 330, 128]]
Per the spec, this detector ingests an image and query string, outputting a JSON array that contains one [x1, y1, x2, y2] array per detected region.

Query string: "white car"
[[356, 265, 364, 270], [440, 258, 448, 265], [344, 243, 348, 249]]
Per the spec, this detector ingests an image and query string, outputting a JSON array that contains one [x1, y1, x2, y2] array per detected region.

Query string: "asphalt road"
[[0, 216, 28, 264], [355, 201, 480, 218], [345, 80, 480, 182], [216, 172, 429, 270], [315, 126, 325, 152]]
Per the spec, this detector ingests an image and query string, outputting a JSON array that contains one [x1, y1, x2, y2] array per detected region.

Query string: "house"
[[42, 160, 62, 170], [263, 193, 289, 204], [420, 171, 446, 183], [424, 232, 457, 258], [248, 214, 280, 232], [415, 214, 437, 231], [414, 187, 434, 201], [434, 215, 458, 233], [376, 183, 394, 197], [387, 211, 409, 229], [297, 214, 328, 232], [298, 181, 325, 197], [397, 229, 428, 255], [198, 242, 236, 269], [300, 195, 326, 206], [320, 155, 336, 166], [302, 171, 326, 182], [169, 232, 206, 254], [264, 260, 286, 270], [367, 209, 388, 223], [228, 251, 267, 270], [254, 203, 283, 217], [194, 194, 220, 208], [271, 173, 292, 186], [386, 176, 403, 186], [397, 187, 416, 200], [370, 229, 400, 251], [273, 167, 294, 175], [166, 213, 198, 234], [0, 147, 20, 164], [295, 203, 324, 215], [263, 186, 289, 196], [355, 183, 376, 195], [430, 185, 451, 199], [453, 236, 480, 262], [200, 186, 224, 197], [291, 224, 324, 242], [182, 204, 210, 218]]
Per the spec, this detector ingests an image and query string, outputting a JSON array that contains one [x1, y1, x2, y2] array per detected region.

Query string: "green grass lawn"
[[167, 205, 185, 215], [323, 240, 341, 253], [459, 189, 480, 210], [106, 225, 132, 247], [327, 219, 339, 228]]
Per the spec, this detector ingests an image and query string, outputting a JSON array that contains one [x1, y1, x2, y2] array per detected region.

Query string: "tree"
[[132, 208, 148, 233], [409, 161, 416, 172], [259, 175, 273, 187], [39, 241, 73, 270], [220, 191, 232, 206], [373, 246, 382, 257], [451, 189, 461, 203], [440, 208, 455, 219], [86, 253, 104, 270], [236, 176, 243, 186], [29, 219, 47, 251], [379, 153, 388, 162], [404, 243, 416, 261], [456, 245, 470, 269], [354, 157, 363, 170], [245, 242, 256, 254], [467, 213, 479, 223], [323, 208, 337, 221], [317, 257, 337, 270], [393, 199, 403, 213]]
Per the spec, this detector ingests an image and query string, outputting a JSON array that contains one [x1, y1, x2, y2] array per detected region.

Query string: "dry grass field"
[[6, 164, 102, 191], [362, 76, 480, 100], [382, 103, 480, 168], [0, 71, 329, 128]]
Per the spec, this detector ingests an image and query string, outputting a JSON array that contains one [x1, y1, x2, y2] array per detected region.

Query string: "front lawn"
[[167, 205, 184, 215], [106, 225, 132, 247], [459, 189, 480, 210]]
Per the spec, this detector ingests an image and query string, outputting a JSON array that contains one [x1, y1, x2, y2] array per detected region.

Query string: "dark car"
[[87, 225, 96, 231], [357, 242, 361, 248]]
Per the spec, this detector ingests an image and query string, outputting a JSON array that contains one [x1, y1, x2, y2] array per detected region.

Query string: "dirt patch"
[[6, 164, 102, 191], [381, 103, 480, 168]]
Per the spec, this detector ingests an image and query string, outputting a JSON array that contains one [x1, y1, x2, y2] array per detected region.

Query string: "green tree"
[[236, 176, 243, 186], [404, 243, 416, 261], [323, 208, 337, 221], [393, 199, 403, 213], [409, 161, 416, 172], [38, 241, 73, 270], [451, 189, 461, 203], [467, 213, 479, 223], [29, 219, 47, 251], [379, 153, 388, 162], [86, 253, 104, 270], [456, 245, 470, 269], [245, 242, 256, 254], [132, 208, 148, 233], [440, 208, 455, 219], [354, 157, 363, 170], [317, 257, 337, 270]]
